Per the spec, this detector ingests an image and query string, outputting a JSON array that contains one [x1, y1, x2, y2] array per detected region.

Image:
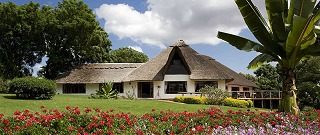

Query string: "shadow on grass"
[[2, 95, 52, 100]]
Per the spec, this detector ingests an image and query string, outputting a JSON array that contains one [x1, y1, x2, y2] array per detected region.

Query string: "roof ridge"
[[170, 40, 188, 47]]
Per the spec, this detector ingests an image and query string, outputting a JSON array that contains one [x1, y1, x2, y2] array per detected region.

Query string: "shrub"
[[199, 86, 230, 105], [173, 96, 205, 104], [89, 81, 118, 99], [223, 98, 249, 108], [0, 78, 9, 93], [9, 77, 56, 99], [247, 100, 254, 108]]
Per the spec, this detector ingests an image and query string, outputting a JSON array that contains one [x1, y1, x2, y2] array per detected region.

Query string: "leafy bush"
[[247, 100, 254, 108], [89, 81, 118, 99], [199, 86, 230, 105], [173, 96, 205, 104], [0, 78, 9, 93], [223, 98, 249, 108], [9, 77, 56, 99]]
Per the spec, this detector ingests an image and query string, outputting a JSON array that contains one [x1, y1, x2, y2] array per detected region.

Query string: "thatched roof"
[[56, 63, 142, 84], [56, 40, 258, 87], [199, 55, 258, 87], [124, 40, 234, 82]]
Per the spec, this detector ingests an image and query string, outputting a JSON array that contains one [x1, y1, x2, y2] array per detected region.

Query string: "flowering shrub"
[[173, 96, 206, 104], [174, 96, 252, 108], [223, 97, 249, 108], [0, 106, 319, 134]]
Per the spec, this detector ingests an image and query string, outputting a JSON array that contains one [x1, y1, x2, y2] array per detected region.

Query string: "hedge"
[[174, 96, 253, 108], [173, 96, 206, 104], [9, 77, 56, 99]]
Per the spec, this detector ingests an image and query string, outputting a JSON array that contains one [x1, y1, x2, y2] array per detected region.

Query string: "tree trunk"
[[278, 69, 300, 115]]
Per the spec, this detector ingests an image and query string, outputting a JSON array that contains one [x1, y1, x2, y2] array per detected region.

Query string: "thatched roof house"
[[56, 63, 143, 84], [55, 40, 257, 98]]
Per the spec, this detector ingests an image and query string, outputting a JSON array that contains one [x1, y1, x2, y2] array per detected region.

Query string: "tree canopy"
[[296, 56, 320, 108], [110, 47, 148, 63], [254, 64, 281, 90], [0, 0, 112, 80], [0, 2, 47, 79]]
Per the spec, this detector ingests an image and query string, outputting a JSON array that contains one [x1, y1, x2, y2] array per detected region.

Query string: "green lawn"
[[0, 94, 262, 117]]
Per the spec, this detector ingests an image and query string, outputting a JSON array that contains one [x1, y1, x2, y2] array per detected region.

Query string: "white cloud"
[[32, 63, 43, 77], [128, 46, 143, 52], [95, 0, 266, 48]]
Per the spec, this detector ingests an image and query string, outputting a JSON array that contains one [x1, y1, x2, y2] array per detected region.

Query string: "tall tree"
[[111, 47, 148, 63], [296, 56, 320, 108], [43, 0, 112, 79], [0, 2, 46, 79], [254, 64, 281, 90], [218, 0, 320, 114]]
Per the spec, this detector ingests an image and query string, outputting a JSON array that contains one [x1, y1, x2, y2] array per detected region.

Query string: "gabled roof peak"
[[170, 40, 188, 47]]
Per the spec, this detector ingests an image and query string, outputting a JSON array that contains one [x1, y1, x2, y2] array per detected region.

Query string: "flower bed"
[[0, 106, 319, 134]]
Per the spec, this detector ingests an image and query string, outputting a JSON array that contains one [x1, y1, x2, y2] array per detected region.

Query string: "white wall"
[[56, 84, 63, 94], [86, 84, 99, 95], [123, 82, 138, 98]]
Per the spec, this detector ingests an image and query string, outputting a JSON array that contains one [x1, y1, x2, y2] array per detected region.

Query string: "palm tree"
[[218, 0, 320, 115]]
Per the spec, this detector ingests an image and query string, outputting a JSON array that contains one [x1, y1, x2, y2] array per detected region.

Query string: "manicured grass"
[[0, 94, 261, 117]]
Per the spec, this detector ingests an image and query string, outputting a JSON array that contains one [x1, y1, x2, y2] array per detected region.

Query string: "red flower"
[[14, 110, 21, 115], [94, 108, 100, 112], [135, 129, 144, 135], [68, 126, 73, 131], [120, 124, 125, 130], [66, 106, 71, 110], [15, 126, 21, 130], [70, 117, 75, 122], [152, 108, 156, 112], [40, 106, 45, 109], [85, 107, 92, 113]]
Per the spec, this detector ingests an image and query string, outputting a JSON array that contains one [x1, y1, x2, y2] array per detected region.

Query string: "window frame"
[[63, 84, 86, 94], [195, 81, 218, 92], [165, 81, 187, 94]]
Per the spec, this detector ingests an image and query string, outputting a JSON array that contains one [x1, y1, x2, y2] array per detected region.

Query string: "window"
[[243, 87, 250, 91], [195, 81, 218, 92], [99, 83, 124, 93], [165, 81, 187, 94], [63, 84, 86, 93], [231, 87, 239, 98], [113, 83, 124, 93]]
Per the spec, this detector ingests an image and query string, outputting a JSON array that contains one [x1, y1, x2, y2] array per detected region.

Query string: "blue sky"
[[1, 0, 267, 76]]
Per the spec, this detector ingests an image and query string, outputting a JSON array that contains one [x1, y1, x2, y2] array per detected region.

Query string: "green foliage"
[[125, 91, 135, 100], [217, 0, 320, 114], [247, 100, 254, 108], [223, 98, 249, 108], [296, 56, 320, 109], [89, 81, 118, 99], [199, 86, 230, 105], [8, 77, 56, 99], [173, 96, 206, 104], [0, 0, 112, 80], [111, 47, 149, 63], [43, 0, 112, 79], [0, 78, 9, 93], [254, 64, 281, 90], [0, 2, 47, 79]]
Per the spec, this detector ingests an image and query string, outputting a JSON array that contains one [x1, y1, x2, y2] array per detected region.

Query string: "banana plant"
[[217, 0, 320, 115], [92, 81, 118, 99]]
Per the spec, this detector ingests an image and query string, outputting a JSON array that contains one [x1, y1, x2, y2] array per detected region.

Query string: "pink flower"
[[14, 110, 21, 115]]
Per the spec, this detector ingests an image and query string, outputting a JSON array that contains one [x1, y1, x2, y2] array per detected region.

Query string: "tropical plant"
[[89, 81, 118, 99], [217, 0, 320, 115]]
